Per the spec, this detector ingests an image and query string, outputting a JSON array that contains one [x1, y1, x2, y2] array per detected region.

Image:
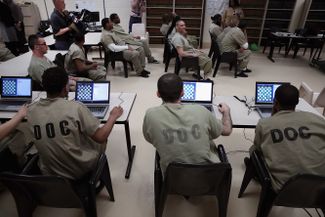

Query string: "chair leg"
[[238, 157, 255, 198], [293, 46, 299, 58], [211, 53, 217, 66], [7, 185, 36, 217], [101, 160, 115, 201], [256, 187, 276, 217], [111, 61, 116, 69], [208, 46, 213, 57], [217, 174, 231, 217], [165, 56, 171, 72], [262, 44, 267, 53], [213, 59, 221, 77], [122, 61, 128, 78], [157, 188, 168, 217], [154, 170, 163, 217]]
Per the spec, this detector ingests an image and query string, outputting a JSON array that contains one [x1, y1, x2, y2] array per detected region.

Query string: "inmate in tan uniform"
[[209, 23, 222, 39], [251, 110, 325, 191], [28, 55, 56, 83], [221, 27, 251, 70], [172, 32, 212, 75], [112, 23, 155, 61], [65, 43, 106, 81], [27, 98, 105, 179], [101, 28, 145, 75], [0, 41, 15, 61]]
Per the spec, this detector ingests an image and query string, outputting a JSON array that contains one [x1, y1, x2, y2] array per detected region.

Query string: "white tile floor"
[[0, 47, 324, 217]]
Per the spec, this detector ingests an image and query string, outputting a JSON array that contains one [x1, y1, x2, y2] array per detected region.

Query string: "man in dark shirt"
[[50, 0, 74, 50]]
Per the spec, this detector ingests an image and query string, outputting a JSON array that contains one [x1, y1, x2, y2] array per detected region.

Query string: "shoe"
[[236, 71, 248, 77], [139, 71, 149, 78], [143, 69, 151, 74], [148, 58, 159, 64], [242, 68, 252, 73]]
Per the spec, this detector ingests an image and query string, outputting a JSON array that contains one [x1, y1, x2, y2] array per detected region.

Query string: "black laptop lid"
[[75, 81, 110, 104], [181, 80, 214, 103]]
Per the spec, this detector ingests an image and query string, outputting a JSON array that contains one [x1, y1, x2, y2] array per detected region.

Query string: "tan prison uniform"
[[101, 28, 145, 75], [172, 32, 212, 75], [251, 110, 325, 191], [209, 23, 222, 39], [65, 43, 106, 81], [0, 41, 15, 61], [143, 103, 223, 173], [27, 97, 105, 180], [221, 27, 251, 70], [28, 55, 56, 83], [112, 23, 155, 61]]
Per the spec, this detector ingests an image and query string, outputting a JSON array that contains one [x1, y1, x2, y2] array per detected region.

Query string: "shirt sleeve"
[[172, 35, 184, 48], [208, 113, 223, 140], [142, 111, 153, 144], [108, 43, 128, 52], [50, 13, 65, 35], [233, 29, 247, 47], [71, 47, 85, 61], [77, 104, 101, 137], [250, 121, 263, 153]]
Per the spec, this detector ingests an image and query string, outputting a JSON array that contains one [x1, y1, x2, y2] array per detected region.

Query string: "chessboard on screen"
[[0, 77, 32, 98], [181, 80, 214, 103], [255, 82, 290, 104], [75, 81, 110, 103]]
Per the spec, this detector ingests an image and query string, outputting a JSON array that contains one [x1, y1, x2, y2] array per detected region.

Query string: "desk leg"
[[124, 121, 136, 179]]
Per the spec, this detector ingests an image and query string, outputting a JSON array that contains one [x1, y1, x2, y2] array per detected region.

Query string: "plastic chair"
[[211, 41, 238, 78], [314, 87, 325, 115], [238, 150, 325, 217], [154, 144, 232, 217], [263, 27, 290, 55], [172, 44, 201, 79], [102, 43, 133, 78], [0, 153, 114, 217], [163, 38, 177, 72], [208, 33, 217, 58]]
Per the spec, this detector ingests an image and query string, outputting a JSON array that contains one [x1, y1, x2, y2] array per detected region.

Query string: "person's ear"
[[156, 91, 161, 98], [180, 89, 184, 97]]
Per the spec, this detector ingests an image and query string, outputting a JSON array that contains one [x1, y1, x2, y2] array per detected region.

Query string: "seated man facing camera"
[[142, 73, 232, 173], [65, 34, 107, 81], [249, 84, 325, 191], [26, 67, 123, 179]]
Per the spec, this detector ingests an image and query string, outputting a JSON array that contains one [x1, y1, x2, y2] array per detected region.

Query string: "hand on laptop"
[[218, 103, 230, 115], [110, 106, 123, 120]]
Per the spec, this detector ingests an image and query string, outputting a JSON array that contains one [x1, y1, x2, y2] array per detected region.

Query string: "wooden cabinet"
[[146, 0, 206, 47]]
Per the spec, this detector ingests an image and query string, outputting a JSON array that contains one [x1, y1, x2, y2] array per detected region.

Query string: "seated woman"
[[209, 14, 223, 39]]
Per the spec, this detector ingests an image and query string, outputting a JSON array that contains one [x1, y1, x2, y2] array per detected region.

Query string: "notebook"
[[75, 81, 110, 118], [0, 77, 32, 111], [181, 80, 214, 113], [255, 81, 289, 118]]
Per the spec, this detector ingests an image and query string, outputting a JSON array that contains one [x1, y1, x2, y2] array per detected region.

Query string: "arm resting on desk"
[[219, 103, 232, 136], [0, 105, 27, 140]]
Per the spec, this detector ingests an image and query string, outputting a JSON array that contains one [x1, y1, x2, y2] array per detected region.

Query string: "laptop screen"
[[1, 77, 32, 98], [255, 82, 289, 104], [75, 81, 110, 104], [181, 80, 213, 103]]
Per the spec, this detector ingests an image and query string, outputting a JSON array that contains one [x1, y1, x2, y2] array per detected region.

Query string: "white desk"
[[0, 91, 137, 179], [213, 96, 323, 128], [0, 50, 67, 77]]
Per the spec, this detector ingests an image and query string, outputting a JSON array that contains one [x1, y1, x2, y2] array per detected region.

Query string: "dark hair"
[[211, 14, 222, 26], [101, 17, 109, 28], [238, 21, 247, 30], [157, 73, 183, 103], [74, 33, 85, 43], [109, 13, 118, 21], [162, 13, 171, 24], [230, 0, 240, 7], [28, 34, 40, 50], [274, 84, 299, 110], [42, 67, 68, 95]]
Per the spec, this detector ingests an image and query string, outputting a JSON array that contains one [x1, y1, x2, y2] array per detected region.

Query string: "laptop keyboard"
[[203, 105, 214, 112], [88, 106, 107, 113]]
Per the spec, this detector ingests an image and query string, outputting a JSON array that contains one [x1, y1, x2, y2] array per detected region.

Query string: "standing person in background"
[[129, 0, 146, 33], [223, 0, 244, 27], [50, 0, 75, 50]]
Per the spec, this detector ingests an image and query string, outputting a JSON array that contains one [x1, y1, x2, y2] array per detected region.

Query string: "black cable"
[[315, 208, 322, 217], [243, 128, 254, 144], [303, 208, 313, 217]]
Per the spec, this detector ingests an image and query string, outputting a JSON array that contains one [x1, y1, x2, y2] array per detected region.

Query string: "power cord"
[[243, 128, 254, 144], [233, 95, 256, 115], [118, 92, 124, 106]]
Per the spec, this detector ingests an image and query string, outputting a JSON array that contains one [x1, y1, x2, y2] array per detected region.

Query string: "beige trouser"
[[123, 47, 145, 74], [198, 52, 213, 75], [68, 77, 91, 91], [87, 65, 107, 81], [0, 48, 15, 61], [140, 39, 154, 60], [236, 49, 251, 70]]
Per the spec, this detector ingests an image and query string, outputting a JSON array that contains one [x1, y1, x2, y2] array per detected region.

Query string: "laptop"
[[0, 76, 32, 111], [255, 81, 289, 118], [75, 81, 110, 118], [181, 80, 215, 113]]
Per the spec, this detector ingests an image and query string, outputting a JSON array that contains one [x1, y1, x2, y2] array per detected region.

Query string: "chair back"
[[299, 82, 314, 105], [0, 172, 83, 208], [164, 162, 231, 196], [275, 174, 325, 208], [314, 87, 325, 107]]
